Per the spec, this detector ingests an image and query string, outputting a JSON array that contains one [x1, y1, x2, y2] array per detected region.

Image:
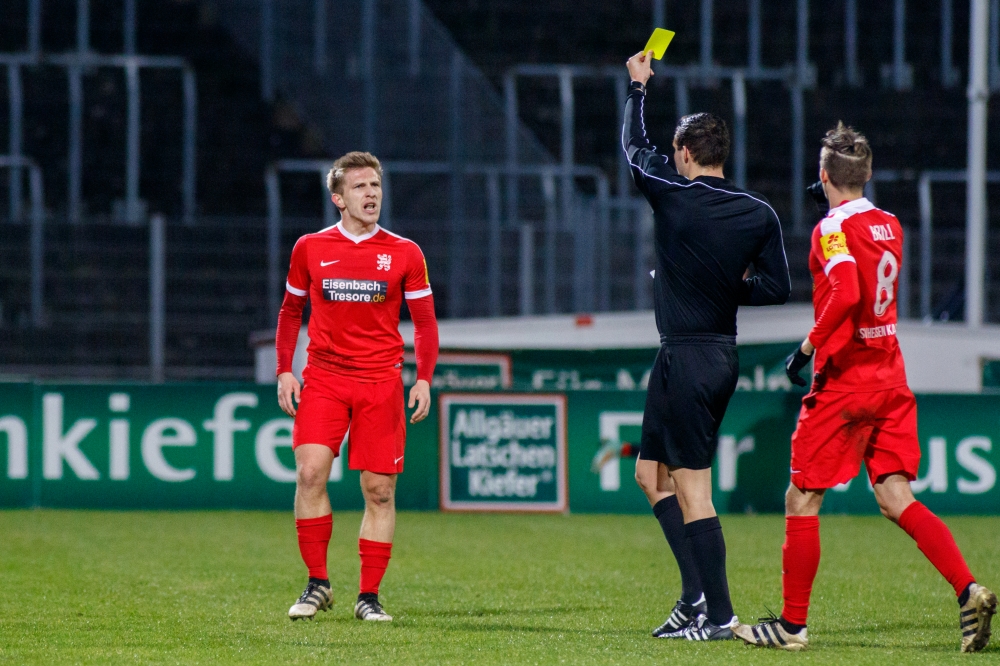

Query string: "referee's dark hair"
[[673, 113, 730, 168]]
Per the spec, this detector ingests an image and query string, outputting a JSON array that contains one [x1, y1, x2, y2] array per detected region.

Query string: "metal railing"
[[0, 156, 44, 327], [265, 160, 651, 322], [869, 169, 1000, 322], [3, 0, 198, 225]]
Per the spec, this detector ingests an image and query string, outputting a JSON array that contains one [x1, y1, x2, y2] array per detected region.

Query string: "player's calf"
[[960, 583, 997, 653], [288, 579, 333, 620]]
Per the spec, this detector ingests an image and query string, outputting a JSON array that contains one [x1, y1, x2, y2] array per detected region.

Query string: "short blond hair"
[[326, 151, 383, 195], [820, 122, 872, 191]]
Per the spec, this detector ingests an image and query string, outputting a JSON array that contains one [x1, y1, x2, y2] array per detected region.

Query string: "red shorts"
[[292, 364, 406, 474], [790, 386, 920, 490]]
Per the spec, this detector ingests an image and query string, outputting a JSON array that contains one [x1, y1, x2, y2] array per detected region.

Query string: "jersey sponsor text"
[[321, 278, 388, 303], [820, 232, 850, 259]]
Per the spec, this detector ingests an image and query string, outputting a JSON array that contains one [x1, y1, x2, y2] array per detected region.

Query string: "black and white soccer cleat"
[[680, 614, 736, 641], [355, 593, 393, 622], [652, 596, 707, 638], [960, 583, 997, 653], [288, 580, 333, 621], [732, 614, 808, 651]]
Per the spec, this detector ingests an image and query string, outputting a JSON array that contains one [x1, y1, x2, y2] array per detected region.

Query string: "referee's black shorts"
[[639, 335, 739, 470]]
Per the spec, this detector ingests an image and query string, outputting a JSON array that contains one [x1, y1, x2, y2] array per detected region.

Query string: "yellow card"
[[643, 28, 676, 60]]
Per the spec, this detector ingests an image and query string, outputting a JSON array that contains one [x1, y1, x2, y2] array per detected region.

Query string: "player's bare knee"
[[362, 479, 395, 507], [296, 462, 328, 492], [365, 487, 394, 507], [634, 467, 654, 494], [875, 494, 906, 522]]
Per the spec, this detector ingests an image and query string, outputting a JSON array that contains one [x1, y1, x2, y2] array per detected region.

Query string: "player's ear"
[[331, 193, 346, 210], [819, 167, 830, 185]]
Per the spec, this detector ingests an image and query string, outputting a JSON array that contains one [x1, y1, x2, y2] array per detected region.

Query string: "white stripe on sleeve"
[[286, 281, 307, 297], [404, 287, 433, 300], [823, 253, 856, 275]]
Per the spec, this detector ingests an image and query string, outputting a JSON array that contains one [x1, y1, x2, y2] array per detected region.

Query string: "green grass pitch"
[[0, 510, 996, 664]]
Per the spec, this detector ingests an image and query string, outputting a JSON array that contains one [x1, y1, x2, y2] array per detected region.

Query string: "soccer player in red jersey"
[[274, 152, 439, 622], [734, 124, 996, 652]]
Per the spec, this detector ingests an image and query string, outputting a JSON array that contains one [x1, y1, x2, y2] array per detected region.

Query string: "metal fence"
[[2, 0, 198, 226]]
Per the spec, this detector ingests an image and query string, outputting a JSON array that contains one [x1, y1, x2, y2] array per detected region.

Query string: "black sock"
[[685, 516, 734, 626], [309, 577, 330, 587], [779, 616, 806, 634], [959, 583, 974, 607], [652, 496, 703, 605], [358, 592, 378, 603]]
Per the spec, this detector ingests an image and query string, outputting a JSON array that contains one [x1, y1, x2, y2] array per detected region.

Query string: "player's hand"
[[627, 50, 655, 86], [785, 343, 814, 388], [807, 180, 829, 214], [277, 372, 301, 417], [408, 379, 431, 424]]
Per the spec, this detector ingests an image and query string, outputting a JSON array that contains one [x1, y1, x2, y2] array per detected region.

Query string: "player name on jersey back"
[[857, 323, 897, 340], [321, 278, 388, 303]]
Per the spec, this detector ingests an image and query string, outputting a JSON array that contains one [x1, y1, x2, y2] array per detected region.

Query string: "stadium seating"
[[1, 0, 999, 378]]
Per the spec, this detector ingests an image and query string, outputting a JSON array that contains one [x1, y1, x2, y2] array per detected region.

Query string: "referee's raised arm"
[[622, 51, 685, 197]]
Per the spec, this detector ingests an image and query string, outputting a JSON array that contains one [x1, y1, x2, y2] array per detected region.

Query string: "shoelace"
[[684, 615, 709, 639], [298, 583, 325, 604], [756, 607, 781, 625]]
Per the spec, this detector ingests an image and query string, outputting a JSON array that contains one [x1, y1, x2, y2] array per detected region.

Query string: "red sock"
[[781, 516, 821, 626], [898, 502, 975, 596], [359, 538, 392, 595], [296, 514, 332, 580]]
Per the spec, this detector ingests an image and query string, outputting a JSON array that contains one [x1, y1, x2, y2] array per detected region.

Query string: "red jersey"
[[808, 197, 907, 392], [284, 222, 432, 381]]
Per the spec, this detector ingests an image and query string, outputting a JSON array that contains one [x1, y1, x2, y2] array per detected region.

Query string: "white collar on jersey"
[[333, 221, 381, 244], [826, 197, 874, 217]]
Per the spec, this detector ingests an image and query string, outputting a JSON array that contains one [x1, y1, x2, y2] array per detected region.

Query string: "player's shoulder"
[[818, 197, 878, 235], [718, 183, 779, 223], [294, 224, 341, 246], [378, 227, 425, 254]]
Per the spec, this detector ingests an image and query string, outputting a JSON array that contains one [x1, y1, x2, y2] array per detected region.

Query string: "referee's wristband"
[[628, 80, 646, 94]]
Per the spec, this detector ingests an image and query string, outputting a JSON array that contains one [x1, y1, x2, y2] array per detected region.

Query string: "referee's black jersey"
[[623, 86, 791, 339]]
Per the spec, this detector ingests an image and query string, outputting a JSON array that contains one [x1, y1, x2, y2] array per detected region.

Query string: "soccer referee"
[[624, 50, 791, 641]]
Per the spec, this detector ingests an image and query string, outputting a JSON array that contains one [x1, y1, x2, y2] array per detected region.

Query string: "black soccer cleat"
[[288, 580, 333, 621], [681, 614, 736, 641], [653, 596, 707, 638]]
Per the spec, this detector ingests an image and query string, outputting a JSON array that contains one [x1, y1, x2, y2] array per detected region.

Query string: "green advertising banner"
[[402, 343, 801, 393], [439, 394, 568, 512], [1, 382, 998, 515], [403, 352, 512, 390], [0, 383, 32, 508], [0, 382, 438, 511]]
